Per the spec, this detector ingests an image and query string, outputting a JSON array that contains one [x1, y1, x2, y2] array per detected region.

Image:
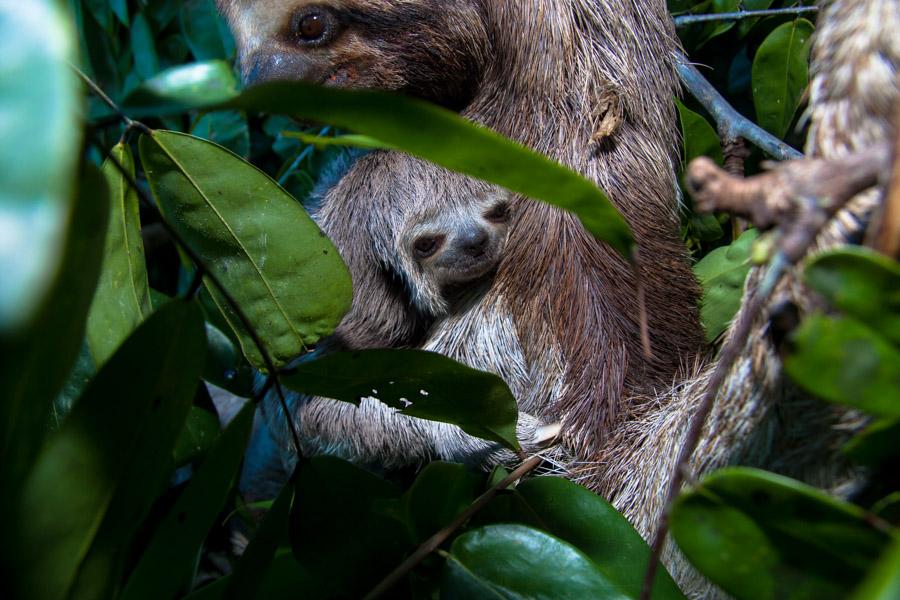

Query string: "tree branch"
[[674, 7, 818, 27], [675, 53, 803, 161]]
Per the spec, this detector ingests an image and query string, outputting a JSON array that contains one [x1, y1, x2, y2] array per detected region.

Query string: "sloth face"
[[217, 0, 489, 109], [399, 191, 512, 316]]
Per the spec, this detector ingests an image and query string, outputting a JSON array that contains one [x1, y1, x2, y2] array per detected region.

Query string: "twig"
[[71, 64, 149, 135], [675, 53, 803, 161], [874, 104, 900, 258], [363, 454, 544, 600], [674, 7, 818, 27], [639, 145, 890, 600]]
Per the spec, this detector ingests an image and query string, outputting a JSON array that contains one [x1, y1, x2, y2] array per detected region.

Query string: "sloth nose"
[[458, 227, 490, 257]]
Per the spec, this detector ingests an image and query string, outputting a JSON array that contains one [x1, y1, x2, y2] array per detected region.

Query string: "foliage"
[[1, 0, 897, 599]]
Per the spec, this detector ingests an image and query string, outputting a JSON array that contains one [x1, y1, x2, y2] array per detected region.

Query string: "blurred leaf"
[[693, 229, 759, 341], [172, 404, 222, 466], [130, 13, 159, 80], [752, 19, 815, 138], [124, 60, 239, 116], [204, 321, 255, 397], [282, 131, 391, 151], [140, 130, 352, 370], [110, 0, 128, 26], [850, 537, 900, 600], [506, 477, 685, 599], [180, 0, 234, 61], [803, 247, 900, 346], [51, 342, 97, 430], [405, 462, 482, 543], [443, 524, 630, 599], [122, 403, 253, 600], [192, 110, 250, 158], [698, 0, 741, 45], [83, 0, 113, 32], [224, 482, 294, 600], [9, 301, 205, 600], [843, 420, 900, 466], [785, 315, 900, 417], [282, 349, 521, 451], [0, 0, 81, 330], [86, 143, 152, 366], [0, 164, 108, 496], [290, 457, 409, 597], [671, 468, 892, 600], [676, 99, 723, 165]]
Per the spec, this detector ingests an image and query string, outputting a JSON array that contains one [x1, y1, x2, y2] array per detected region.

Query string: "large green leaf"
[[282, 349, 521, 451], [404, 462, 483, 543], [86, 143, 153, 366], [785, 315, 900, 417], [803, 247, 900, 346], [7, 301, 205, 600], [851, 538, 900, 600], [0, 164, 108, 495], [676, 99, 723, 166], [443, 524, 631, 599], [751, 19, 815, 139], [121, 403, 254, 600], [123, 61, 239, 117], [670, 468, 892, 600], [493, 477, 685, 600], [693, 229, 759, 342], [0, 0, 81, 330], [140, 130, 352, 370]]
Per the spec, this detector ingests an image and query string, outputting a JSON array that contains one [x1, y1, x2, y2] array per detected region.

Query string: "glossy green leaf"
[[0, 0, 81, 330], [676, 99, 723, 166], [172, 404, 222, 466], [0, 164, 108, 495], [693, 229, 759, 341], [140, 130, 352, 370], [130, 13, 159, 80], [670, 468, 892, 600], [804, 247, 900, 346], [180, 0, 234, 61], [8, 301, 205, 600], [851, 538, 900, 600], [405, 462, 483, 543], [86, 143, 153, 366], [123, 61, 239, 116], [131, 81, 633, 255], [505, 477, 685, 600], [752, 19, 815, 138], [444, 524, 631, 600], [785, 315, 900, 417], [192, 110, 250, 158], [843, 419, 900, 466], [122, 403, 253, 600], [224, 482, 294, 600], [282, 349, 520, 451], [290, 457, 409, 597]]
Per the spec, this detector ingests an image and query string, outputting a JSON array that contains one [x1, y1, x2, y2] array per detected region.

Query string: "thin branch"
[[874, 104, 900, 258], [71, 64, 149, 135], [674, 7, 818, 27], [363, 454, 544, 600], [639, 145, 889, 600], [675, 53, 803, 161]]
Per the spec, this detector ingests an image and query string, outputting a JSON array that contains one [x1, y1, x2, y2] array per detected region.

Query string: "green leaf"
[[203, 321, 255, 397], [224, 482, 294, 600], [751, 19, 815, 139], [676, 99, 723, 165], [851, 538, 900, 600], [670, 468, 892, 600], [282, 131, 391, 150], [405, 462, 483, 543], [785, 315, 900, 417], [507, 477, 685, 600], [172, 404, 222, 466], [110, 0, 128, 26], [843, 419, 900, 466], [0, 0, 81, 330], [130, 81, 634, 255], [804, 247, 900, 346], [130, 13, 159, 80], [282, 349, 521, 451], [289, 457, 409, 597], [8, 301, 205, 600], [0, 164, 109, 495], [123, 61, 239, 117], [122, 403, 254, 600], [443, 524, 631, 599], [139, 130, 352, 370], [191, 110, 250, 158], [693, 229, 759, 341], [180, 0, 234, 61], [86, 143, 153, 366], [697, 0, 741, 46]]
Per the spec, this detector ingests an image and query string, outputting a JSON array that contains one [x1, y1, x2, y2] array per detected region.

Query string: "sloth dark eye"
[[484, 202, 510, 223], [413, 234, 444, 259], [292, 7, 337, 46]]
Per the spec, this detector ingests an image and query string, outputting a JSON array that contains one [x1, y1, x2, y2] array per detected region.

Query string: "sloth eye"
[[484, 202, 510, 223], [292, 7, 337, 46], [413, 235, 443, 259]]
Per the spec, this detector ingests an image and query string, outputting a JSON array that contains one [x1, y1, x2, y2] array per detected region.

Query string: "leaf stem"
[[674, 7, 818, 27]]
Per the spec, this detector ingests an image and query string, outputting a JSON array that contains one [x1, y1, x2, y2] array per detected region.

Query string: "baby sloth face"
[[399, 191, 512, 317]]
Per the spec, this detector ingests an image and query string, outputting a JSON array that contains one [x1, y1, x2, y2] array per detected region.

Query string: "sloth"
[[220, 0, 897, 595]]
